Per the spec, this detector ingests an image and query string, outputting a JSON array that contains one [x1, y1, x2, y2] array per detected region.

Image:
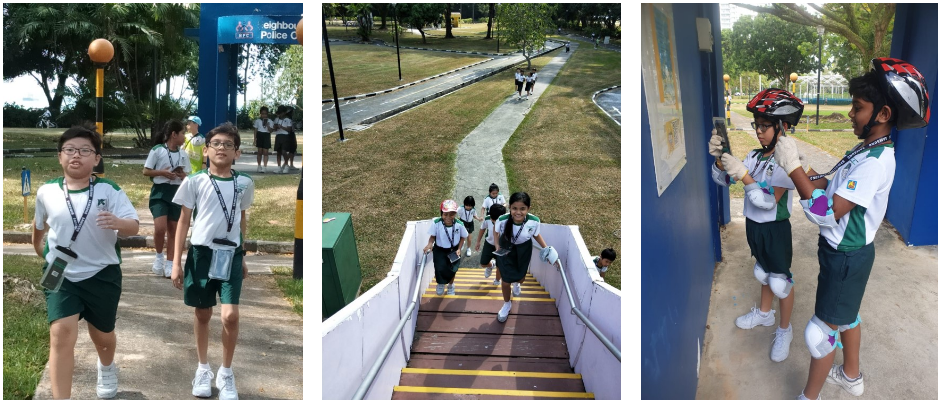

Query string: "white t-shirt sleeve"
[[110, 188, 139, 221], [144, 148, 160, 170], [240, 177, 255, 210], [173, 176, 197, 209], [770, 162, 795, 189], [532, 220, 541, 237], [835, 160, 885, 209], [427, 222, 438, 237], [460, 224, 468, 239], [34, 187, 48, 230]]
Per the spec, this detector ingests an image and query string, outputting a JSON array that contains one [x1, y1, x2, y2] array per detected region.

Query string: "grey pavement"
[[696, 134, 938, 399], [321, 41, 564, 136], [1, 244, 304, 400], [453, 42, 578, 268], [595, 87, 621, 125]]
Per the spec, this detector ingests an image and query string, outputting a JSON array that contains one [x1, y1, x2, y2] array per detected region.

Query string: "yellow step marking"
[[425, 289, 550, 295], [422, 295, 554, 302], [452, 279, 541, 285], [393, 386, 593, 399], [402, 368, 581, 379]]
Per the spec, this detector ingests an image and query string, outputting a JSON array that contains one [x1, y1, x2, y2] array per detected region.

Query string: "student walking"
[[514, 68, 525, 100], [480, 183, 507, 220], [143, 120, 190, 278], [771, 58, 930, 400], [253, 106, 275, 173], [172, 123, 255, 400], [272, 105, 292, 174], [476, 204, 506, 286], [182, 116, 205, 174], [423, 200, 469, 296], [459, 196, 476, 257], [492, 192, 554, 323], [33, 126, 140, 399], [525, 69, 538, 97]]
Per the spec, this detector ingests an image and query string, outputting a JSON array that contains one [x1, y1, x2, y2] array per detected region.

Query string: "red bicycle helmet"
[[870, 57, 930, 130], [746, 88, 805, 127]]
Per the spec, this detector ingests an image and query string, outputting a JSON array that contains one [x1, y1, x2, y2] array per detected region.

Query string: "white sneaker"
[[192, 368, 213, 398], [164, 260, 173, 278], [280, 164, 288, 174], [497, 302, 511, 323], [770, 325, 793, 362], [826, 364, 864, 396], [735, 306, 776, 329], [493, 279, 501, 286], [446, 283, 456, 296], [797, 391, 820, 400], [96, 360, 118, 399], [216, 370, 238, 400], [512, 282, 521, 297], [484, 263, 493, 278], [261, 166, 266, 173], [436, 284, 445, 295], [466, 249, 472, 257], [152, 254, 165, 276], [256, 165, 262, 173]]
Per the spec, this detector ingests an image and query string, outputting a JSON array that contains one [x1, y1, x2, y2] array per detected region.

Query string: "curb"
[[592, 85, 622, 127], [355, 43, 564, 128], [322, 57, 496, 103], [327, 38, 515, 57], [727, 128, 855, 132], [3, 231, 294, 254], [3, 149, 304, 158]]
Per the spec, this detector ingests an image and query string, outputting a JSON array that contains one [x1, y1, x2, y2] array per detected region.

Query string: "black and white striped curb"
[[326, 38, 514, 56], [592, 85, 621, 126], [727, 128, 855, 132], [3, 147, 59, 154]]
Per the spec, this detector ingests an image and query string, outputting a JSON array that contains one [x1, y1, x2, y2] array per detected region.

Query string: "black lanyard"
[[750, 152, 774, 179], [207, 172, 238, 233], [165, 144, 179, 170], [508, 216, 528, 245], [442, 222, 457, 249], [808, 136, 890, 181], [62, 178, 94, 248]]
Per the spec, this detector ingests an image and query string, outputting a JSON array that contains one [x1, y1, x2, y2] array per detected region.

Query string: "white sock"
[[758, 310, 771, 317], [503, 301, 512, 309], [779, 324, 791, 331], [218, 366, 233, 376], [98, 358, 113, 369], [841, 366, 860, 382], [156, 252, 165, 259], [198, 362, 211, 371]]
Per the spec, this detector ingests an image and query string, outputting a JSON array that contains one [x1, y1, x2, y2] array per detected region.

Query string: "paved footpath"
[[454, 43, 578, 267], [3, 244, 303, 400]]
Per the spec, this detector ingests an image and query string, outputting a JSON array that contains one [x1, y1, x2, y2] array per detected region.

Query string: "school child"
[[253, 106, 275, 173], [514, 68, 525, 100], [565, 42, 570, 53], [480, 183, 507, 220], [710, 88, 803, 363], [422, 200, 469, 296], [285, 107, 299, 171], [771, 58, 930, 400], [32, 126, 140, 399], [182, 116, 206, 174], [171, 123, 255, 400], [493, 192, 555, 323], [272, 105, 292, 174], [459, 196, 477, 257], [526, 69, 538, 97], [592, 248, 617, 279], [144, 120, 191, 278], [475, 204, 506, 286]]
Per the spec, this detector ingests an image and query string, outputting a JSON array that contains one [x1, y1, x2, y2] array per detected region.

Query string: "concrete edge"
[[3, 231, 294, 254], [592, 85, 622, 127]]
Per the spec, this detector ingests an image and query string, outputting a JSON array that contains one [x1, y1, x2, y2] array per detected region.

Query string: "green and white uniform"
[[741, 150, 794, 222], [144, 144, 191, 185], [173, 170, 255, 248], [820, 144, 895, 251], [428, 217, 468, 284], [495, 213, 541, 283], [481, 194, 506, 215]]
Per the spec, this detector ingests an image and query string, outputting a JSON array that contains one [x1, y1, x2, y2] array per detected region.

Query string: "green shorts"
[[479, 241, 496, 266], [183, 245, 244, 308], [815, 235, 875, 325], [745, 218, 793, 278], [432, 246, 459, 284], [255, 132, 271, 149], [44, 264, 122, 333], [149, 183, 182, 221]]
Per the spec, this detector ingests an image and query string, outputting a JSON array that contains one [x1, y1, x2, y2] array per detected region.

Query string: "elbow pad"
[[800, 189, 837, 228], [744, 182, 776, 210], [711, 163, 733, 187]]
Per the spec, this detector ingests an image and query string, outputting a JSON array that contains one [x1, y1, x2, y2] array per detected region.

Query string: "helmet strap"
[[761, 122, 782, 153], [860, 102, 886, 139]]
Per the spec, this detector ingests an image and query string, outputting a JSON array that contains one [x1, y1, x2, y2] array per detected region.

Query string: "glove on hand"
[[539, 246, 559, 265], [720, 154, 748, 182], [708, 130, 724, 158], [774, 136, 802, 174]]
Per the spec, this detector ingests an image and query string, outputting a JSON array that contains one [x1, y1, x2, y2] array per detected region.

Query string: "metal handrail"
[[540, 246, 622, 362], [352, 251, 430, 400]]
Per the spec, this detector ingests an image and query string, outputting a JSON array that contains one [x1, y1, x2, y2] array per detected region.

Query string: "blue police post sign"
[[217, 15, 302, 44], [21, 167, 31, 224]]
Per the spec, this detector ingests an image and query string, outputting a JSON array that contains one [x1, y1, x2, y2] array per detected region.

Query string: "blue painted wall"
[[884, 3, 938, 246], [641, 4, 724, 399]]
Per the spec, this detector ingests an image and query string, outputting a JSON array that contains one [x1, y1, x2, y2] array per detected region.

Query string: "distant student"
[[514, 68, 525, 100], [475, 204, 506, 286], [253, 106, 275, 173], [182, 116, 205, 174], [565, 42, 570, 53], [273, 105, 292, 174], [480, 183, 507, 220], [493, 192, 554, 323], [459, 196, 476, 257], [526, 69, 538, 97], [143, 120, 190, 278], [593, 248, 617, 279], [422, 200, 468, 296], [285, 106, 298, 171], [33, 126, 140, 399], [172, 123, 255, 400]]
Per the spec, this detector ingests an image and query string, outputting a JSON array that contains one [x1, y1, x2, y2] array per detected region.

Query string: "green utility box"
[[322, 212, 363, 319]]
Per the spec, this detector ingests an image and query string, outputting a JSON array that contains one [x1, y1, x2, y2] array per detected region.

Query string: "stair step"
[[420, 297, 559, 315], [407, 353, 574, 373], [421, 295, 553, 301], [397, 371, 586, 392], [424, 289, 552, 297], [392, 386, 593, 399], [416, 312, 564, 335], [412, 333, 568, 358]]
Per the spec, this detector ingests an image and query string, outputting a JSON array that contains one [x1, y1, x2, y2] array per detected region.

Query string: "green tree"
[[444, 4, 454, 39], [484, 3, 496, 39], [396, 3, 443, 44], [261, 45, 303, 110], [350, 3, 373, 42], [497, 3, 555, 68], [724, 14, 818, 90]]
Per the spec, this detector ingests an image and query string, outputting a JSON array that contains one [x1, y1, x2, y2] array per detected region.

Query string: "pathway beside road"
[[594, 87, 622, 126]]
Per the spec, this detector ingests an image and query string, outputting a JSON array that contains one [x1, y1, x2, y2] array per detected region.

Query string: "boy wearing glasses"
[[709, 88, 806, 363], [32, 126, 140, 399], [172, 123, 255, 400]]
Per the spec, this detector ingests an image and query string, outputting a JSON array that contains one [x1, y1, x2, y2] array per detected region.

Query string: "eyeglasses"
[[751, 122, 775, 132], [60, 147, 97, 156], [207, 141, 236, 150]]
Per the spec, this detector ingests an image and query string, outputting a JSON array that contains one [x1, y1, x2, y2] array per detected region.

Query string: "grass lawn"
[[326, 24, 521, 54], [730, 103, 853, 130], [3, 158, 298, 242], [3, 254, 49, 400], [503, 46, 622, 290], [322, 45, 486, 99], [323, 55, 552, 293], [270, 266, 303, 316], [790, 131, 863, 159], [725, 130, 762, 198]]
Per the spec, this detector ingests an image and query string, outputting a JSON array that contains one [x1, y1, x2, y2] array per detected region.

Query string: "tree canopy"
[[724, 14, 819, 89], [497, 3, 555, 68], [395, 3, 443, 44]]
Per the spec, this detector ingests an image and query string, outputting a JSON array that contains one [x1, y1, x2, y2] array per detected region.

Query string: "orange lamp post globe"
[[722, 74, 730, 83], [88, 39, 114, 64], [297, 18, 303, 45], [789, 73, 798, 83]]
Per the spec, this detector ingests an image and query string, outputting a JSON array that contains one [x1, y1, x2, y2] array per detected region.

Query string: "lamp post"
[[723, 74, 731, 125], [816, 25, 824, 126], [790, 73, 798, 133], [392, 3, 401, 81], [495, 5, 500, 53], [88, 38, 113, 176], [324, 15, 346, 141], [293, 19, 303, 280]]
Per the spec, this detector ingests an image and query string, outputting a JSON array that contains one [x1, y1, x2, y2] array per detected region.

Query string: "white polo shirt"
[[481, 194, 506, 216], [741, 150, 795, 223], [173, 170, 255, 249], [253, 118, 275, 133], [820, 144, 895, 251], [427, 217, 468, 249], [34, 177, 139, 281], [144, 144, 191, 185], [481, 219, 497, 246], [458, 206, 475, 223], [274, 117, 292, 136], [495, 213, 541, 245]]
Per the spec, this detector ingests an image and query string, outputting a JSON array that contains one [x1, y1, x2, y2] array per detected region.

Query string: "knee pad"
[[768, 273, 794, 299], [804, 315, 841, 359], [838, 314, 862, 332], [753, 262, 770, 285]]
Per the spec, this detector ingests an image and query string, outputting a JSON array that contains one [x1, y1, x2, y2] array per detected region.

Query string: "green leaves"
[[724, 14, 818, 89]]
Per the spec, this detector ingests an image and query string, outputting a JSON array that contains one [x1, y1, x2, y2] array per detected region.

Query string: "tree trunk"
[[445, 4, 454, 39], [419, 28, 427, 43], [380, 5, 387, 30], [485, 3, 495, 39]]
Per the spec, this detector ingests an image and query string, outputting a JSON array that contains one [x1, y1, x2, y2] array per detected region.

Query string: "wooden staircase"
[[392, 268, 594, 399]]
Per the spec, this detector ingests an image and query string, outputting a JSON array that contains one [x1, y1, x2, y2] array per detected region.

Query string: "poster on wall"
[[641, 3, 686, 197]]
